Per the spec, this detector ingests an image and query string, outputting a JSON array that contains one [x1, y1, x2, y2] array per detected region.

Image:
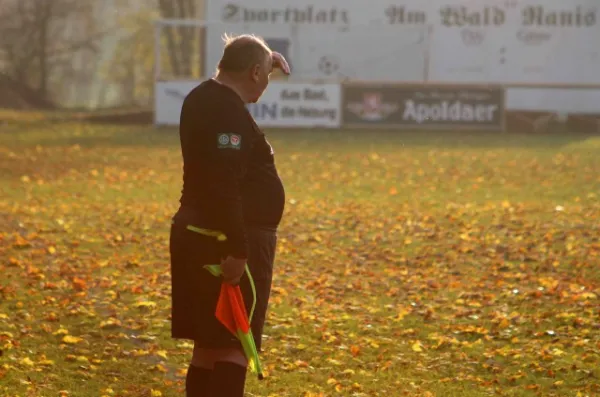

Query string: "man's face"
[[248, 54, 272, 103]]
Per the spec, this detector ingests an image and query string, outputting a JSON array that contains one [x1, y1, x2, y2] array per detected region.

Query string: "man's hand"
[[272, 52, 290, 75], [220, 255, 246, 285]]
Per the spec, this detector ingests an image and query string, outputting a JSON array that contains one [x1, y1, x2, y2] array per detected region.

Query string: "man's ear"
[[250, 64, 261, 83]]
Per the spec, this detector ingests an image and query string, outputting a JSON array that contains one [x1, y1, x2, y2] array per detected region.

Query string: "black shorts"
[[169, 219, 277, 351]]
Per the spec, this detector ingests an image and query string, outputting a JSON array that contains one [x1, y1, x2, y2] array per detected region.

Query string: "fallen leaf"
[[62, 335, 82, 345]]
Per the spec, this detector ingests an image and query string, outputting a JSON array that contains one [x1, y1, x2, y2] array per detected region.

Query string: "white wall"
[[506, 88, 600, 113], [204, 0, 600, 86]]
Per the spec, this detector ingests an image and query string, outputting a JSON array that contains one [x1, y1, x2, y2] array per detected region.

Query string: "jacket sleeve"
[[206, 112, 254, 259]]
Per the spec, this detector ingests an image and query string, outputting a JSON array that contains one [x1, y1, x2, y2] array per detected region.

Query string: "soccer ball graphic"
[[318, 55, 339, 76]]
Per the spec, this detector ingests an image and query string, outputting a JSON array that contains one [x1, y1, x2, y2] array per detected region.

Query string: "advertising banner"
[[248, 82, 341, 128], [342, 84, 505, 130], [155, 81, 341, 128]]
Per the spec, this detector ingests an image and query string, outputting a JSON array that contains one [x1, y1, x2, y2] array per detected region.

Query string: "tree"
[[157, 0, 204, 79], [0, 0, 105, 104], [100, 0, 205, 107], [100, 5, 159, 107]]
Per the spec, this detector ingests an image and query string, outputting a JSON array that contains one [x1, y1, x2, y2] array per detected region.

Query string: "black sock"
[[186, 364, 212, 397], [208, 361, 247, 397]]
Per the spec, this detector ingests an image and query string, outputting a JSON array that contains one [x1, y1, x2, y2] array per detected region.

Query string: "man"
[[169, 33, 290, 397]]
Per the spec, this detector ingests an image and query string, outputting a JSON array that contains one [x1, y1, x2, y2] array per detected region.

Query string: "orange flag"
[[215, 283, 250, 334], [214, 281, 264, 380]]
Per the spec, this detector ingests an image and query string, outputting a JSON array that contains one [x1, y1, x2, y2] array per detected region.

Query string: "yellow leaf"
[[551, 348, 565, 357], [135, 301, 157, 309], [156, 350, 168, 359], [38, 359, 55, 366], [499, 318, 510, 329], [327, 358, 343, 366], [396, 307, 410, 321], [327, 378, 338, 385], [100, 319, 122, 329], [20, 357, 34, 367], [54, 328, 69, 336], [62, 335, 82, 344], [412, 342, 423, 352], [150, 390, 162, 397]]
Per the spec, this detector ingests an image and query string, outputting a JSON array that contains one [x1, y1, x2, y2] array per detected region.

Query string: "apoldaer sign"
[[402, 100, 499, 124], [342, 84, 505, 129]]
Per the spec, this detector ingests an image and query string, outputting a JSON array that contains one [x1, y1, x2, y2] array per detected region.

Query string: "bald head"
[[214, 33, 275, 104], [217, 33, 272, 73]]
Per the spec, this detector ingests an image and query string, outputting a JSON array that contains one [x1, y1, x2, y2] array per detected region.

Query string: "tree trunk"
[[177, 0, 193, 77], [38, 19, 48, 97], [159, 0, 181, 77], [37, 0, 53, 98]]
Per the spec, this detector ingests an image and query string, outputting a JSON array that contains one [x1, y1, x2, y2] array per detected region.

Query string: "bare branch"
[[0, 0, 107, 99], [46, 31, 107, 59]]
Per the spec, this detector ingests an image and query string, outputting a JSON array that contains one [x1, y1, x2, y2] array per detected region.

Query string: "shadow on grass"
[[264, 128, 597, 150], [1, 121, 597, 151]]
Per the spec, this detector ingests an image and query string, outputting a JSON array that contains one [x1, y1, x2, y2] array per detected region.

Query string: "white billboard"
[[204, 0, 432, 82], [155, 81, 199, 126], [204, 0, 600, 85], [506, 88, 600, 113], [428, 0, 600, 85], [154, 81, 341, 127]]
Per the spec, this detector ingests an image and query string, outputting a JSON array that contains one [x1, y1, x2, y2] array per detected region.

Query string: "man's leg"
[[190, 345, 248, 397], [184, 227, 274, 396], [184, 344, 211, 397], [185, 365, 211, 397]]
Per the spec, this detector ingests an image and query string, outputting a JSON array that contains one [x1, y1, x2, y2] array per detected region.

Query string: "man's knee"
[[192, 345, 248, 368], [214, 348, 248, 367]]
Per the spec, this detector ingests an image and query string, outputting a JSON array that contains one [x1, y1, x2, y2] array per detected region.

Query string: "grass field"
[[1, 116, 599, 397]]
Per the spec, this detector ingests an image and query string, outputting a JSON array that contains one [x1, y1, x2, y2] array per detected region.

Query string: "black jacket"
[[176, 79, 285, 258]]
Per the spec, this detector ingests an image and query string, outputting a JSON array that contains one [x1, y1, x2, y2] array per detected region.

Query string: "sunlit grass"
[[1, 122, 599, 397]]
